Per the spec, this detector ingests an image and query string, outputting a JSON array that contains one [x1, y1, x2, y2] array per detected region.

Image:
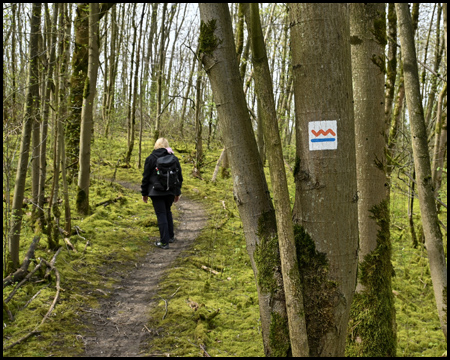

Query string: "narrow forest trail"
[[80, 180, 208, 357]]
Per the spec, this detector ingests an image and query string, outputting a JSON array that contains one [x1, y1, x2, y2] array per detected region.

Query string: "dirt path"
[[81, 180, 207, 357]]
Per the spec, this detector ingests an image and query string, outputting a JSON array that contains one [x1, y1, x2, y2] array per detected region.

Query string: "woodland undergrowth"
[[2, 133, 447, 357]]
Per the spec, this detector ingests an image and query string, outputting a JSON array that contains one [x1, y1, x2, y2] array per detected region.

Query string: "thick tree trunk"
[[198, 4, 291, 356], [77, 3, 100, 215], [348, 4, 396, 356], [290, 3, 359, 356], [396, 3, 447, 340], [8, 3, 41, 270]]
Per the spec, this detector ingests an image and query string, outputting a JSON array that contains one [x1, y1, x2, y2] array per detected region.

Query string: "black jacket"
[[141, 148, 183, 197]]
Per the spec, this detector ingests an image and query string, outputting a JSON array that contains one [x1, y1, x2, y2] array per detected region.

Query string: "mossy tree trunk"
[[67, 4, 114, 181], [290, 3, 359, 356], [77, 3, 100, 215], [66, 4, 89, 183], [348, 4, 396, 356], [243, 3, 309, 356], [198, 4, 291, 356], [8, 3, 41, 270], [396, 3, 447, 340]]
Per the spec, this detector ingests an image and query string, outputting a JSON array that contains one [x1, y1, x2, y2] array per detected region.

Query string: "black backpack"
[[153, 154, 180, 191]]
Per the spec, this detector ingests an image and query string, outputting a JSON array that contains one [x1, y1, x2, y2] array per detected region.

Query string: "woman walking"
[[141, 138, 183, 249]]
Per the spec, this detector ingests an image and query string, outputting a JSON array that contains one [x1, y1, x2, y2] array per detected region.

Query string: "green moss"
[[294, 225, 338, 356], [350, 35, 363, 46], [372, 10, 387, 47], [83, 75, 90, 99], [346, 199, 397, 357], [254, 210, 279, 295], [198, 19, 223, 56], [269, 312, 291, 357]]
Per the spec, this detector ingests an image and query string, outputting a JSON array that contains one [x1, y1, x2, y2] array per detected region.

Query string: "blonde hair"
[[154, 137, 169, 150]]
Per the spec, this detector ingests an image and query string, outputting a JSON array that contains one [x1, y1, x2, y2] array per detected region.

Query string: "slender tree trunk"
[[126, 4, 145, 165], [180, 43, 198, 135], [245, 3, 309, 356], [38, 3, 59, 235], [77, 3, 100, 215], [431, 83, 447, 198], [348, 4, 396, 356], [396, 3, 447, 340], [154, 3, 167, 143], [385, 3, 397, 133], [126, 4, 137, 153], [198, 4, 291, 356], [8, 3, 41, 270], [194, 57, 203, 175], [290, 4, 359, 356], [104, 5, 117, 138]]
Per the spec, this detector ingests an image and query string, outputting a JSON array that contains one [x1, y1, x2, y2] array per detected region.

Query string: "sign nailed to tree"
[[309, 120, 338, 150]]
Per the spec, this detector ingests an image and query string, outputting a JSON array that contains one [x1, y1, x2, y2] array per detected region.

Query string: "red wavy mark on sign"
[[311, 129, 336, 137]]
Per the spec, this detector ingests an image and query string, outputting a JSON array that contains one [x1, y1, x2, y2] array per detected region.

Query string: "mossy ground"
[[3, 133, 446, 357]]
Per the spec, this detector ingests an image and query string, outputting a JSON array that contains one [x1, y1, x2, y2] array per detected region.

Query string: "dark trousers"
[[150, 195, 175, 245]]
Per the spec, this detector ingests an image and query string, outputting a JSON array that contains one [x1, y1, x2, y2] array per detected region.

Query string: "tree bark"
[[290, 3, 359, 356], [396, 2, 447, 340], [198, 4, 291, 356], [8, 3, 41, 270], [349, 4, 396, 356]]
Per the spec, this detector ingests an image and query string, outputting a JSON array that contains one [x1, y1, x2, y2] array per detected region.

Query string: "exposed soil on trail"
[[80, 180, 207, 357]]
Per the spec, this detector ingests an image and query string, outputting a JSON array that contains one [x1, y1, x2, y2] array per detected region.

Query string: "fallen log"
[[3, 236, 40, 288]]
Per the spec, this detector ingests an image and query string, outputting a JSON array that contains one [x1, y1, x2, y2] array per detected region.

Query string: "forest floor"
[[80, 180, 207, 357]]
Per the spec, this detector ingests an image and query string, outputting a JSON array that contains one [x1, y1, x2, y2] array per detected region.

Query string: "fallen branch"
[[190, 260, 223, 274], [3, 236, 40, 288], [200, 344, 211, 357], [201, 265, 220, 275], [44, 246, 63, 279], [5, 259, 44, 304], [63, 238, 77, 252], [95, 195, 123, 207], [158, 286, 181, 320], [3, 257, 62, 351]]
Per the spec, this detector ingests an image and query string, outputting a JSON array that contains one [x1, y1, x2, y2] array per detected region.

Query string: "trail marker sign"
[[309, 120, 338, 151]]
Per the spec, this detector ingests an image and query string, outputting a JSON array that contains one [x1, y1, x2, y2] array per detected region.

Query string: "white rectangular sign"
[[309, 120, 338, 151]]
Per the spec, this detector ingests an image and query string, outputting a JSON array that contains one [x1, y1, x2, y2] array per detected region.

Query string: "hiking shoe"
[[155, 241, 169, 249], [169, 237, 176, 243]]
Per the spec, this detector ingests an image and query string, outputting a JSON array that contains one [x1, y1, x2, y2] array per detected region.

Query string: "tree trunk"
[[77, 3, 100, 215], [431, 83, 447, 198], [290, 3, 359, 356], [8, 3, 41, 270], [385, 3, 397, 133], [244, 3, 309, 356], [396, 3, 447, 340], [154, 3, 167, 143], [104, 5, 117, 138], [348, 4, 396, 356], [194, 57, 203, 175], [66, 4, 89, 183], [198, 4, 291, 356]]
